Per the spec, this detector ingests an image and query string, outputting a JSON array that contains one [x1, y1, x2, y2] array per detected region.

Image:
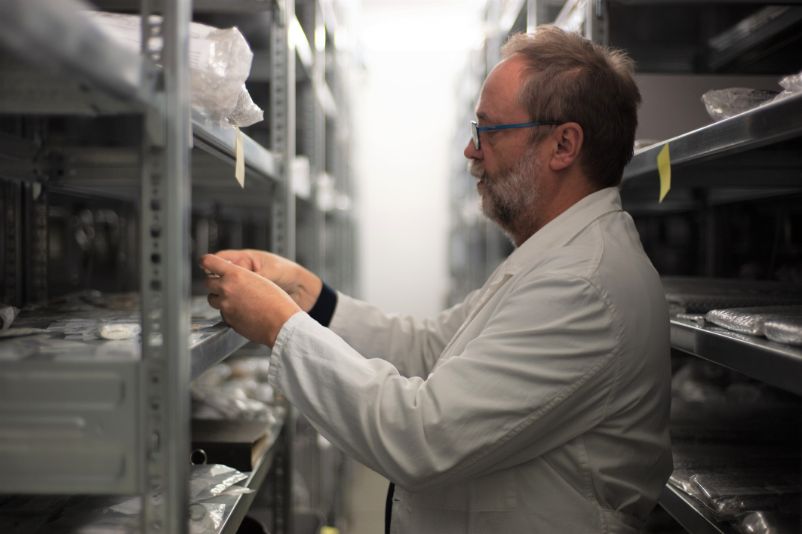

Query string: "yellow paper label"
[[319, 527, 340, 534], [234, 127, 245, 188], [657, 144, 671, 203]]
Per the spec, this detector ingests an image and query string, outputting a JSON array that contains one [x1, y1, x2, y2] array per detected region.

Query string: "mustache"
[[468, 160, 484, 179]]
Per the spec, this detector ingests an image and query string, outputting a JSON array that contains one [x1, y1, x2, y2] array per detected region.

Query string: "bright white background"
[[344, 3, 483, 530], [352, 0, 482, 318]]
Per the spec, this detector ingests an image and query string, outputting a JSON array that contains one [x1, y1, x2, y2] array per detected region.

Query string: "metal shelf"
[[217, 421, 285, 534], [291, 16, 337, 118], [670, 318, 802, 396], [659, 484, 731, 534], [190, 323, 249, 379], [193, 111, 280, 183], [0, 416, 285, 531], [94, 0, 280, 13], [0, 311, 245, 377], [0, 0, 156, 114], [0, 310, 246, 494], [624, 92, 802, 183]]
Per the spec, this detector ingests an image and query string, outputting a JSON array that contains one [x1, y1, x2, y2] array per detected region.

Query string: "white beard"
[[469, 146, 541, 239]]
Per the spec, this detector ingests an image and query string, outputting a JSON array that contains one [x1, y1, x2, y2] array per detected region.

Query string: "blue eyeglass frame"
[[470, 119, 562, 150]]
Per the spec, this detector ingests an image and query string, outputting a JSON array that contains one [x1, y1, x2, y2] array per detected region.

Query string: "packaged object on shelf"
[[668, 470, 701, 498], [0, 305, 19, 330], [85, 11, 263, 127], [715, 493, 801, 522], [192, 358, 279, 420], [764, 316, 802, 346], [189, 502, 228, 534], [738, 510, 802, 534], [226, 85, 264, 128], [189, 464, 250, 501], [772, 69, 802, 102], [0, 327, 47, 339], [98, 322, 140, 340], [701, 88, 778, 122], [662, 277, 802, 316], [689, 472, 800, 520], [192, 381, 273, 420], [705, 305, 802, 336]]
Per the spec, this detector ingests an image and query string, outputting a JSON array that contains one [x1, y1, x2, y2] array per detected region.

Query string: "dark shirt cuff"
[[308, 281, 337, 327]]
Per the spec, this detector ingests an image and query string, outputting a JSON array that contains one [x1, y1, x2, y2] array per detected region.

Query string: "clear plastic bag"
[[85, 12, 262, 127], [738, 511, 802, 534], [705, 305, 802, 336], [773, 70, 802, 102], [764, 315, 802, 346], [701, 88, 778, 122], [189, 464, 250, 501]]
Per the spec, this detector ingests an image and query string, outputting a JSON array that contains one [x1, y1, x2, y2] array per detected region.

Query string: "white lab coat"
[[268, 187, 673, 533]]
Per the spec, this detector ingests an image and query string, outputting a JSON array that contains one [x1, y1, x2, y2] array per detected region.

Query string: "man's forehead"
[[475, 56, 527, 117]]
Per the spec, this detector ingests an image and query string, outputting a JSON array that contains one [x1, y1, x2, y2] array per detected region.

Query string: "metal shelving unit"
[[623, 92, 802, 184], [659, 485, 730, 534], [447, 2, 802, 532], [193, 112, 280, 182], [214, 419, 286, 534], [0, 0, 355, 531], [0, 0, 155, 114], [604, 2, 802, 533], [671, 318, 802, 397]]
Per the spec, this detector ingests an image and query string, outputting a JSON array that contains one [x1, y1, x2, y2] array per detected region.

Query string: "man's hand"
[[201, 254, 302, 347], [213, 249, 323, 312]]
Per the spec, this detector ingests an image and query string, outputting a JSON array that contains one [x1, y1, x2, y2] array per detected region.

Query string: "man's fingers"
[[207, 293, 221, 310], [200, 254, 236, 277], [205, 275, 223, 294], [215, 249, 255, 270]]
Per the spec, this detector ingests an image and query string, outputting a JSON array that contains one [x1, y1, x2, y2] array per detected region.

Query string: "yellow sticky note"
[[234, 127, 245, 188], [657, 144, 671, 203]]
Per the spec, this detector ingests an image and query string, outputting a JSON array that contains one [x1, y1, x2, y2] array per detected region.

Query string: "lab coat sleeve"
[[268, 272, 623, 492], [327, 289, 481, 378]]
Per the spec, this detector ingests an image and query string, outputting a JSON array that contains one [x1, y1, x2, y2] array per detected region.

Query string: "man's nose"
[[464, 138, 481, 160]]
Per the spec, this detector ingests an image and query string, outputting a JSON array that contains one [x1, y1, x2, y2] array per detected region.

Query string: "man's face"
[[464, 57, 545, 236], [470, 143, 542, 230]]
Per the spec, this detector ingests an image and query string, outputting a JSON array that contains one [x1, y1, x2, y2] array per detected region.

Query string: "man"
[[201, 26, 672, 533]]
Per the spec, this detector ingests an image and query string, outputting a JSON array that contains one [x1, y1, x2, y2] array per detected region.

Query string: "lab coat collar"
[[500, 186, 623, 276]]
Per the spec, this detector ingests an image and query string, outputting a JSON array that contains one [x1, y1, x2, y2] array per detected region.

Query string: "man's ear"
[[549, 122, 583, 172]]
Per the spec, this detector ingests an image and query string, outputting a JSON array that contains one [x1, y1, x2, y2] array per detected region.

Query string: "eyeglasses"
[[470, 119, 562, 150]]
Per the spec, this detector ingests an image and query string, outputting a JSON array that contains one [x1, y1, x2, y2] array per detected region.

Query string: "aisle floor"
[[343, 460, 387, 534]]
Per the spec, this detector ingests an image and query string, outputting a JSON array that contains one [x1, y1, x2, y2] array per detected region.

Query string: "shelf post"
[[139, 0, 192, 531], [271, 0, 297, 261]]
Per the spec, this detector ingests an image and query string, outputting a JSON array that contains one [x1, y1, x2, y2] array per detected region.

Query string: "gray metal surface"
[[0, 57, 140, 115], [671, 319, 802, 396], [0, 358, 141, 494], [193, 111, 280, 182], [271, 0, 297, 262], [0, 0, 155, 111], [624, 92, 802, 182], [217, 421, 285, 534], [659, 484, 730, 534], [708, 6, 802, 70], [138, 0, 193, 530], [94, 0, 280, 13], [0, 312, 245, 497], [190, 325, 248, 379]]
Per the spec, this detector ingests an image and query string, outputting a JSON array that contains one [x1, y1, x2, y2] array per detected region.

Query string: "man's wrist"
[[308, 282, 337, 327]]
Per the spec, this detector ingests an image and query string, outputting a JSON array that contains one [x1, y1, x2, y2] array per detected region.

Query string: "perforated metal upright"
[[271, 0, 296, 262], [138, 0, 193, 531], [269, 2, 296, 533]]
